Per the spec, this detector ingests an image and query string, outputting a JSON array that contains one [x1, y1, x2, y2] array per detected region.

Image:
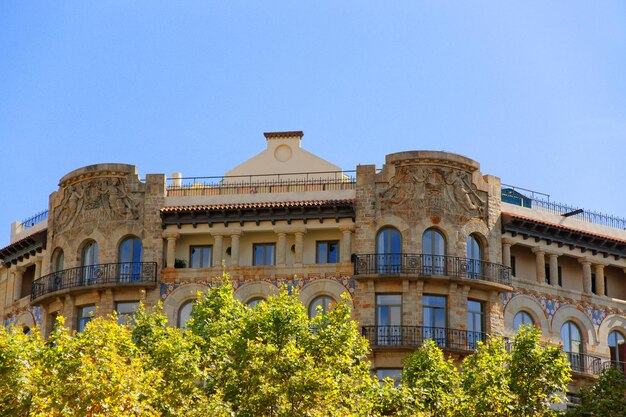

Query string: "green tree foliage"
[[0, 280, 577, 417], [567, 365, 626, 417]]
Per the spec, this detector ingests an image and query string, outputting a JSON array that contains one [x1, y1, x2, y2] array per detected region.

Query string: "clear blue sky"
[[1, 1, 625, 247]]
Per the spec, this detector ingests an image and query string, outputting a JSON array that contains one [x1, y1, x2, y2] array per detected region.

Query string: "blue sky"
[[1, 1, 625, 247]]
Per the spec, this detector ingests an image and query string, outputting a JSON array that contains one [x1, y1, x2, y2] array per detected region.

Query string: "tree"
[[401, 339, 462, 417], [567, 365, 626, 417], [508, 326, 571, 417], [188, 277, 376, 416]]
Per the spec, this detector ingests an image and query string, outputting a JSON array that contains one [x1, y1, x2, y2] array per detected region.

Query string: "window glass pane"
[[608, 331, 626, 362], [328, 241, 339, 263], [116, 301, 139, 325], [376, 369, 402, 385], [317, 242, 328, 263], [77, 305, 95, 332], [309, 295, 334, 318], [376, 294, 402, 305], [513, 311, 534, 331], [119, 239, 131, 263], [247, 297, 265, 307], [190, 246, 212, 268], [253, 244, 275, 266], [132, 239, 142, 263], [178, 302, 193, 328]]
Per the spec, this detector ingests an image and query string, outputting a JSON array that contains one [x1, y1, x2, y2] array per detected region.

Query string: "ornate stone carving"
[[54, 176, 142, 232], [380, 165, 487, 220]]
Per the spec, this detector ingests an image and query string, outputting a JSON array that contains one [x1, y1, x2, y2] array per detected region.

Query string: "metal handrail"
[[166, 170, 356, 196], [31, 262, 158, 301], [502, 185, 626, 230], [353, 253, 512, 286], [20, 210, 49, 229], [564, 351, 605, 376], [361, 325, 487, 351]]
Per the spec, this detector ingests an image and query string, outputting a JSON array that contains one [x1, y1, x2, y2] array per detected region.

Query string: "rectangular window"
[[376, 294, 402, 345], [316, 240, 339, 264], [253, 243, 275, 266], [189, 245, 212, 268], [77, 305, 95, 332], [376, 369, 403, 386], [467, 300, 485, 350], [423, 295, 447, 348], [510, 256, 516, 277], [116, 301, 139, 325]]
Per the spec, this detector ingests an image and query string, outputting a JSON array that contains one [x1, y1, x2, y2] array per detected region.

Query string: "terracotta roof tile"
[[161, 199, 355, 212], [502, 212, 626, 245]]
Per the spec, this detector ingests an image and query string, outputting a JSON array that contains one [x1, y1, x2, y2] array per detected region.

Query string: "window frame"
[[77, 305, 96, 333], [513, 310, 535, 332], [308, 295, 335, 318], [252, 243, 276, 266], [316, 240, 340, 264], [116, 301, 139, 325], [189, 245, 213, 269], [178, 300, 193, 329]]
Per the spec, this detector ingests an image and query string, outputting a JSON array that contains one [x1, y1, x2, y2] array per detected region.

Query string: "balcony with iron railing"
[[166, 170, 356, 197], [502, 184, 626, 230], [353, 254, 512, 286], [31, 262, 158, 303], [362, 325, 487, 352]]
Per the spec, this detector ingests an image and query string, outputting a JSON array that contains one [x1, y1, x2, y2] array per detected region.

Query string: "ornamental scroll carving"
[[54, 176, 142, 232], [379, 165, 487, 220]]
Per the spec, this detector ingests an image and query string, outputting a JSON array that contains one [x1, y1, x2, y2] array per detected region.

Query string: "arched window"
[[466, 235, 482, 279], [178, 301, 193, 328], [52, 248, 64, 272], [608, 330, 625, 363], [376, 228, 401, 273], [561, 321, 583, 372], [118, 237, 142, 282], [422, 229, 446, 275], [81, 241, 99, 284], [246, 297, 265, 308], [308, 295, 335, 318], [513, 311, 534, 332]]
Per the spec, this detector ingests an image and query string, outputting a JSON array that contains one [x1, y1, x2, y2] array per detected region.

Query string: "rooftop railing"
[[20, 210, 49, 229], [353, 253, 512, 286], [31, 262, 157, 302], [166, 170, 356, 197], [362, 325, 487, 351], [502, 184, 626, 230]]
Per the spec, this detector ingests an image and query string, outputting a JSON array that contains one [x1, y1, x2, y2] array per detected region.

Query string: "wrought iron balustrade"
[[361, 325, 487, 351], [565, 351, 604, 376], [166, 170, 356, 196], [31, 262, 157, 301], [20, 210, 49, 229], [353, 253, 511, 286], [601, 360, 626, 376]]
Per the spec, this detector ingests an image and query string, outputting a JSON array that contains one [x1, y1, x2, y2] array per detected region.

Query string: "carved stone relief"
[[379, 165, 487, 220], [54, 176, 142, 233]]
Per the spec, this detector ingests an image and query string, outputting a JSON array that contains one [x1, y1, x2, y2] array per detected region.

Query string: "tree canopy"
[[0, 274, 588, 416]]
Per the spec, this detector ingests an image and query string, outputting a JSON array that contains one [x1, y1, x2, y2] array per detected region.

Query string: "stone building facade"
[[1, 131, 625, 395]]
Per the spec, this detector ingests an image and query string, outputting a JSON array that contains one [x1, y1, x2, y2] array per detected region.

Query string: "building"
[[1, 131, 625, 396]]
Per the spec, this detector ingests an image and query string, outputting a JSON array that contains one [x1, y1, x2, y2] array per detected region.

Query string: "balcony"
[[565, 351, 604, 376], [353, 254, 512, 286], [166, 171, 356, 197], [31, 262, 158, 303], [362, 325, 487, 352]]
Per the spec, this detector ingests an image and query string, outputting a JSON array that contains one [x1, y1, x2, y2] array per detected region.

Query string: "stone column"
[[230, 234, 240, 266], [12, 266, 25, 301], [548, 253, 559, 286], [62, 294, 76, 332], [163, 233, 179, 269], [532, 248, 546, 284], [594, 264, 605, 296], [34, 257, 43, 280], [276, 232, 287, 266], [578, 258, 592, 294], [294, 230, 305, 265], [212, 235, 223, 267], [502, 239, 513, 268], [340, 226, 354, 263]]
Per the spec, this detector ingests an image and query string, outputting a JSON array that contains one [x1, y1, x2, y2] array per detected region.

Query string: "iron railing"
[[502, 185, 626, 230], [362, 325, 487, 351], [166, 170, 356, 196], [31, 262, 157, 301], [565, 351, 604, 376], [353, 254, 512, 286], [20, 210, 49, 229]]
